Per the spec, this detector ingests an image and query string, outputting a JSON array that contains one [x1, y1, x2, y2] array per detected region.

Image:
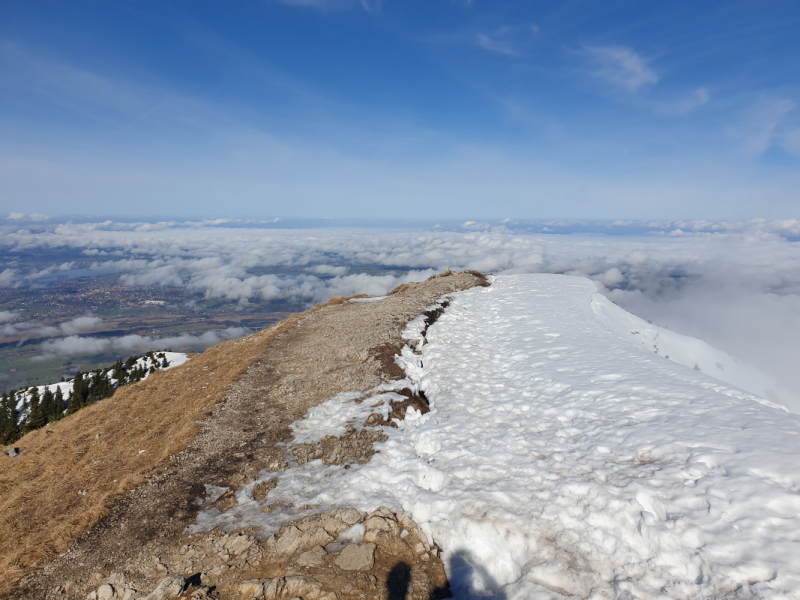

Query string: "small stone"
[[252, 479, 277, 501], [224, 534, 254, 556], [233, 581, 264, 597], [97, 584, 115, 600], [209, 565, 229, 578], [276, 526, 333, 557], [364, 516, 397, 534], [365, 530, 412, 559], [146, 575, 185, 600], [334, 543, 376, 571], [296, 546, 327, 567]]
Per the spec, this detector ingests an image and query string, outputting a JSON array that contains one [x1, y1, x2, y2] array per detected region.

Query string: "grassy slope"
[[0, 305, 323, 595]]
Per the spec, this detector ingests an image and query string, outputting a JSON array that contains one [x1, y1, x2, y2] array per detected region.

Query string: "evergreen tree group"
[[1, 351, 172, 444], [1, 391, 21, 445]]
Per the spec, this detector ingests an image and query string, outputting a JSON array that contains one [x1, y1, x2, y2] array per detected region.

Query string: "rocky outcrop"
[[81, 507, 447, 600]]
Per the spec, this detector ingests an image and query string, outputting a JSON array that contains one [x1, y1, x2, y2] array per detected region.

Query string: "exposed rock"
[[290, 427, 388, 467], [209, 489, 237, 513], [295, 546, 327, 568], [333, 543, 376, 571], [230, 580, 263, 598], [275, 525, 334, 558], [96, 584, 115, 600], [252, 479, 276, 502], [119, 589, 142, 600], [146, 575, 185, 600], [3, 447, 24, 458], [264, 575, 336, 600], [224, 534, 255, 556]]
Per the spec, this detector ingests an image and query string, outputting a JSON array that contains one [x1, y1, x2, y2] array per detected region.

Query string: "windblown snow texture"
[[201, 274, 800, 598], [393, 274, 800, 598]]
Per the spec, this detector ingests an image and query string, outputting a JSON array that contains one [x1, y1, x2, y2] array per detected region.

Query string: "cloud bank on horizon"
[[2, 216, 800, 406], [1, 1, 799, 219]]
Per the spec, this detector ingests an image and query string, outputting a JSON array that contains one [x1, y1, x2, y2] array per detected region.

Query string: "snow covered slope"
[[402, 274, 800, 598], [197, 274, 800, 598], [592, 292, 796, 411]]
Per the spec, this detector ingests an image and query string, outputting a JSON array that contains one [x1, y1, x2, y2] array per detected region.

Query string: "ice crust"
[[196, 274, 800, 598]]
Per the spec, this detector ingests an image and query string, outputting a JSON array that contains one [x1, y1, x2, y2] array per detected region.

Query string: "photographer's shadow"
[[386, 552, 505, 600]]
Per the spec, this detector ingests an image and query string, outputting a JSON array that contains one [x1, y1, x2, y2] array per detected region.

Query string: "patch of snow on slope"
[[193, 274, 800, 599], [160, 351, 189, 370], [289, 390, 395, 444]]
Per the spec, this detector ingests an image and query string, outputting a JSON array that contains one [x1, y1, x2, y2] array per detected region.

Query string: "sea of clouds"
[[3, 215, 800, 403]]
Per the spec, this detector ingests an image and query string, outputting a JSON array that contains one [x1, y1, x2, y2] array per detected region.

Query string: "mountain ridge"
[[3, 270, 487, 600]]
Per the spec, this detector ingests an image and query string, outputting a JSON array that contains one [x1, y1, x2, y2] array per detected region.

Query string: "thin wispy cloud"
[[475, 25, 538, 56], [655, 87, 711, 116], [584, 45, 659, 93], [476, 28, 517, 56], [727, 97, 796, 157]]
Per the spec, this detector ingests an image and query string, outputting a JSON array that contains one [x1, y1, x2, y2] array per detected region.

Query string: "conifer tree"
[[26, 388, 46, 432], [0, 393, 8, 440], [68, 372, 88, 414], [1, 393, 21, 444], [52, 386, 65, 421], [112, 359, 124, 384], [41, 387, 54, 424], [89, 370, 114, 401]]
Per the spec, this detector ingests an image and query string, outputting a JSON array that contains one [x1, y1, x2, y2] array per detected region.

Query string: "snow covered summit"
[[262, 273, 800, 599]]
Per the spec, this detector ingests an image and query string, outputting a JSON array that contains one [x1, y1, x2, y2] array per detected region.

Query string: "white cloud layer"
[[36, 327, 249, 357], [3, 218, 800, 404]]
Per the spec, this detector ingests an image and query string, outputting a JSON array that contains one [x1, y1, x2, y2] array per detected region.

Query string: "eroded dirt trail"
[[16, 271, 486, 600]]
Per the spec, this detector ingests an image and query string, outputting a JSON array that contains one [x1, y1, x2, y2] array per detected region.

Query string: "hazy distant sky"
[[1, 1, 799, 219]]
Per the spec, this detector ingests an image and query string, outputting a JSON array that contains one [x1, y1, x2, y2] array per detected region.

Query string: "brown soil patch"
[[6, 271, 486, 599]]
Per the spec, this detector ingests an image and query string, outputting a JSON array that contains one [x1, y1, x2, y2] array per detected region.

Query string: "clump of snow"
[[338, 523, 365, 545], [191, 274, 800, 598]]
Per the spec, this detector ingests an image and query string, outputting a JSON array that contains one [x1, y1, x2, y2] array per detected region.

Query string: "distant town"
[[0, 271, 304, 393]]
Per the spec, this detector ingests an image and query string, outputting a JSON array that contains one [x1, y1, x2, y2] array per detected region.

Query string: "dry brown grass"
[[0, 298, 352, 595]]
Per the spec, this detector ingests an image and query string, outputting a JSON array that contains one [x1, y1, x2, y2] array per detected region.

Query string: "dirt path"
[[14, 271, 486, 600]]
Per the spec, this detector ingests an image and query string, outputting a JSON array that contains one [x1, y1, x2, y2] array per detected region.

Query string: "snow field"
[[593, 293, 795, 411], [193, 274, 800, 599]]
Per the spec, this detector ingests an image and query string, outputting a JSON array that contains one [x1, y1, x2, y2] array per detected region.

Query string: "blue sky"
[[1, 0, 799, 219]]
